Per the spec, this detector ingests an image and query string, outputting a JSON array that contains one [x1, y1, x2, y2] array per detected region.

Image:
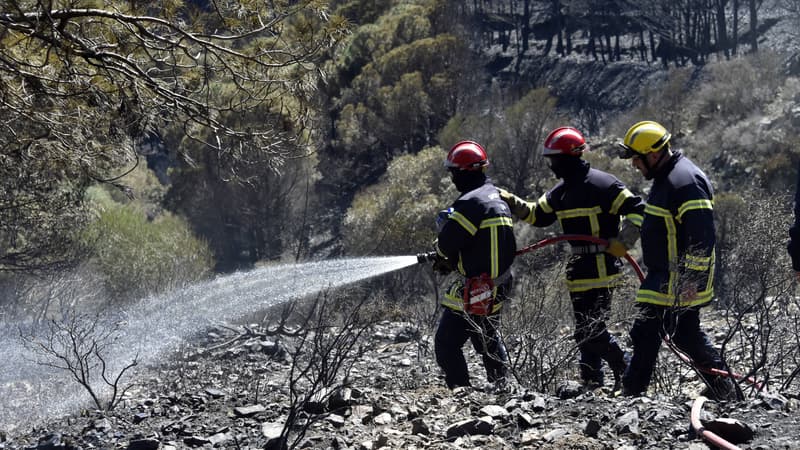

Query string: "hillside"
[[4, 1, 800, 449], [4, 320, 798, 449]]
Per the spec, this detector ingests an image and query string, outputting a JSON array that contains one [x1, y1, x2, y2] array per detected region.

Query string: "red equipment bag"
[[463, 273, 495, 316]]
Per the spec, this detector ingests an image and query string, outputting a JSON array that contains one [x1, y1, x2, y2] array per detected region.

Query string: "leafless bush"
[[264, 288, 376, 450], [713, 191, 798, 395], [19, 308, 138, 411], [502, 257, 576, 392]]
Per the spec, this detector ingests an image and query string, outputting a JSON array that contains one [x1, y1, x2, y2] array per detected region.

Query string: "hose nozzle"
[[416, 251, 438, 264]]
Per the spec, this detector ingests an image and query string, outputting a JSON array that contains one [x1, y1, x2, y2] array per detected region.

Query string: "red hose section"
[[690, 396, 743, 450], [517, 234, 764, 390], [518, 234, 758, 450], [515, 234, 645, 282], [663, 335, 765, 392]]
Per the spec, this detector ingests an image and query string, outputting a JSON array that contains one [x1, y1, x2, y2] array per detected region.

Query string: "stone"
[[182, 436, 211, 447], [479, 404, 509, 419], [584, 419, 602, 438], [445, 416, 494, 439], [702, 417, 755, 444], [555, 381, 583, 400], [615, 410, 640, 436], [372, 412, 392, 425], [204, 388, 226, 399], [261, 422, 283, 439], [127, 438, 159, 450], [410, 417, 430, 435], [233, 404, 266, 417]]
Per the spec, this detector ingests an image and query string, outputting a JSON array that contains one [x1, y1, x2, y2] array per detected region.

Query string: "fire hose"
[[419, 234, 760, 389], [518, 234, 758, 449], [419, 233, 761, 449]]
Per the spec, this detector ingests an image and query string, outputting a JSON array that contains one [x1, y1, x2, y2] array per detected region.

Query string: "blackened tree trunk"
[[732, 0, 739, 54], [749, 0, 758, 52], [715, 0, 730, 58]]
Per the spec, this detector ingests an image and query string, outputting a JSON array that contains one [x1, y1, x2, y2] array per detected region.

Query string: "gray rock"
[[532, 395, 547, 412], [759, 392, 789, 410], [304, 387, 333, 414], [127, 438, 159, 450], [543, 427, 569, 441], [702, 417, 755, 444], [208, 432, 231, 446], [327, 414, 346, 428], [411, 417, 430, 435], [445, 416, 494, 439], [556, 381, 583, 400], [615, 410, 640, 436], [372, 412, 392, 425], [479, 404, 509, 419], [328, 387, 353, 410], [261, 421, 283, 439], [204, 388, 226, 399], [233, 404, 266, 417], [584, 419, 601, 437], [515, 411, 536, 428], [182, 435, 211, 447]]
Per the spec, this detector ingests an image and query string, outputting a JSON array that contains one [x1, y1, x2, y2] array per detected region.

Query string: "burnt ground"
[[2, 320, 799, 450]]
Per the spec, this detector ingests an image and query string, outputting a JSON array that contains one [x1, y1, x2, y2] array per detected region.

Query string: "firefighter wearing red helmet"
[[432, 140, 516, 391], [500, 127, 645, 391]]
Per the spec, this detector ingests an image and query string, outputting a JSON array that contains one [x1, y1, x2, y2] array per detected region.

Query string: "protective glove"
[[605, 238, 629, 258], [617, 219, 641, 249], [498, 188, 532, 221], [432, 255, 454, 275], [435, 207, 454, 233]]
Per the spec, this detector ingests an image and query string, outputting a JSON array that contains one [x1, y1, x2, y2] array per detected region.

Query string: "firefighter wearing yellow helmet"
[[618, 121, 736, 400]]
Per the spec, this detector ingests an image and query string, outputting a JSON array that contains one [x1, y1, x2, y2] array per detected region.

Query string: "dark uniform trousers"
[[434, 286, 509, 388], [623, 303, 725, 395], [571, 288, 628, 384]]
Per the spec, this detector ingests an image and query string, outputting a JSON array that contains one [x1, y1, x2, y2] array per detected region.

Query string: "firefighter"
[[500, 127, 643, 390], [788, 160, 800, 279], [617, 121, 736, 400], [432, 140, 516, 391]]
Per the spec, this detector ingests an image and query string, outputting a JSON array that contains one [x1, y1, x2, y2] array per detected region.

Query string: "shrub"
[[82, 187, 214, 303]]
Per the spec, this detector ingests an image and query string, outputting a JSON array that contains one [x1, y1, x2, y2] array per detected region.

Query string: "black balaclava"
[[450, 168, 487, 193], [547, 154, 587, 180]]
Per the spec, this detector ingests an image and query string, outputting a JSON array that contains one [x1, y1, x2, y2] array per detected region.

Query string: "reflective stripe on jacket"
[[638, 152, 716, 307], [436, 181, 516, 312], [524, 162, 645, 292]]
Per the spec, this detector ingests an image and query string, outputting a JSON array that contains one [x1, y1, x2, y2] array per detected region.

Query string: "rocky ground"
[[2, 320, 799, 450]]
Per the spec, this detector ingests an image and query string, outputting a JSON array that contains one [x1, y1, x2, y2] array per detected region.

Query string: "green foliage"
[[342, 146, 454, 255], [334, 0, 395, 24], [318, 0, 473, 222], [82, 187, 213, 302]]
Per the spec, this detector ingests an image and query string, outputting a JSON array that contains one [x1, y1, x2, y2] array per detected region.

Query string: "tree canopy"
[[0, 0, 346, 272]]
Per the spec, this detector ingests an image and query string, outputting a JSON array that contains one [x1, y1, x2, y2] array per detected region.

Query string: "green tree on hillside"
[[342, 146, 453, 256], [316, 0, 476, 238]]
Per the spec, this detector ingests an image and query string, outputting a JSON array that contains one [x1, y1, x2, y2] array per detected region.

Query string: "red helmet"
[[445, 140, 489, 171], [542, 127, 588, 156]]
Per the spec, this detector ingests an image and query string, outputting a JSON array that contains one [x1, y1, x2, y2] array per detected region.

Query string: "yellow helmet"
[[618, 121, 671, 159]]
